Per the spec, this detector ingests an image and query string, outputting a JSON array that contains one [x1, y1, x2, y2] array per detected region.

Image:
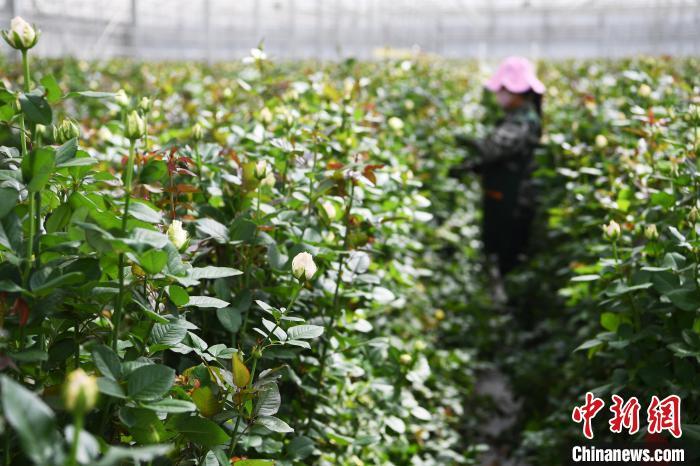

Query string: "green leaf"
[[119, 407, 171, 444], [651, 191, 675, 209], [651, 270, 679, 294], [55, 138, 78, 164], [45, 203, 72, 232], [600, 312, 621, 332], [19, 90, 52, 125], [65, 90, 118, 99], [141, 398, 197, 413], [233, 461, 275, 466], [22, 147, 56, 192], [190, 266, 243, 280], [137, 249, 168, 275], [0, 280, 23, 292], [230, 218, 257, 242], [92, 344, 122, 380], [9, 349, 48, 362], [0, 376, 64, 465], [255, 383, 281, 416], [196, 218, 229, 243], [287, 325, 324, 340], [172, 416, 230, 447], [665, 287, 700, 311], [168, 285, 189, 306], [30, 270, 84, 294], [129, 201, 163, 223], [97, 377, 127, 399], [151, 319, 188, 346], [257, 415, 294, 433], [570, 274, 599, 282], [232, 353, 250, 388], [574, 338, 602, 352], [188, 296, 230, 309], [216, 307, 242, 333], [40, 74, 62, 103], [0, 187, 18, 218], [127, 364, 175, 401], [93, 445, 171, 466], [0, 103, 15, 122], [286, 436, 314, 460]]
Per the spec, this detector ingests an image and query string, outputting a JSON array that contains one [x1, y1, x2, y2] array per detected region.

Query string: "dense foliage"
[[0, 19, 698, 466]]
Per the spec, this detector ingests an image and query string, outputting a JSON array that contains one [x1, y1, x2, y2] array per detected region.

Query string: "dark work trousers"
[[481, 171, 534, 276]]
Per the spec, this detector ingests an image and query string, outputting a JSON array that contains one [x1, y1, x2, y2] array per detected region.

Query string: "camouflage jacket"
[[453, 102, 542, 210]]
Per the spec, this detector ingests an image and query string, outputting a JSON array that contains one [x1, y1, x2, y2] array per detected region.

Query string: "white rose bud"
[[603, 220, 621, 241], [114, 89, 130, 107], [138, 96, 151, 112], [63, 368, 98, 414], [644, 224, 659, 240], [168, 220, 189, 250], [595, 134, 608, 148], [2, 16, 39, 50], [689, 207, 699, 224], [638, 83, 652, 98], [125, 110, 146, 140], [254, 160, 269, 179], [54, 118, 81, 144], [260, 107, 273, 124], [291, 252, 317, 281], [404, 99, 415, 111], [261, 172, 276, 187], [399, 353, 413, 365], [191, 123, 204, 141], [321, 200, 336, 219], [388, 116, 404, 131]]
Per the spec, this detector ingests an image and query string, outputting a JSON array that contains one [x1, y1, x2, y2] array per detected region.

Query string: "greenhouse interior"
[[0, 0, 699, 465]]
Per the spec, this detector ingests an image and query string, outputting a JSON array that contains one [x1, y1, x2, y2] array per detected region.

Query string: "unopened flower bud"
[[414, 340, 427, 351], [388, 116, 404, 132], [644, 224, 659, 240], [291, 252, 317, 281], [138, 96, 151, 113], [254, 160, 269, 179], [603, 220, 622, 241], [125, 110, 146, 140], [689, 207, 699, 224], [63, 368, 98, 414], [321, 200, 336, 219], [168, 220, 189, 250], [114, 89, 129, 107], [261, 172, 275, 187], [34, 123, 50, 141], [53, 118, 81, 144], [434, 309, 445, 321], [260, 107, 273, 124], [638, 84, 652, 98], [191, 123, 204, 141], [595, 134, 608, 148], [2, 16, 39, 50], [399, 353, 413, 365]]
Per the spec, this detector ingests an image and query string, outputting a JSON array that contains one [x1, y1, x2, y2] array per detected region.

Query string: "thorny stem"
[[305, 166, 357, 431], [67, 413, 83, 466], [20, 50, 34, 288], [237, 186, 263, 345], [112, 139, 137, 350], [228, 283, 302, 456]]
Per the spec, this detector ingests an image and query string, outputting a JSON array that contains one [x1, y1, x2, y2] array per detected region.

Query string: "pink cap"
[[485, 56, 546, 95]]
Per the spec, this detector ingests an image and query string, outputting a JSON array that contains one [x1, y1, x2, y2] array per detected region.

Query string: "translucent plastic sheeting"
[[0, 0, 698, 60]]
